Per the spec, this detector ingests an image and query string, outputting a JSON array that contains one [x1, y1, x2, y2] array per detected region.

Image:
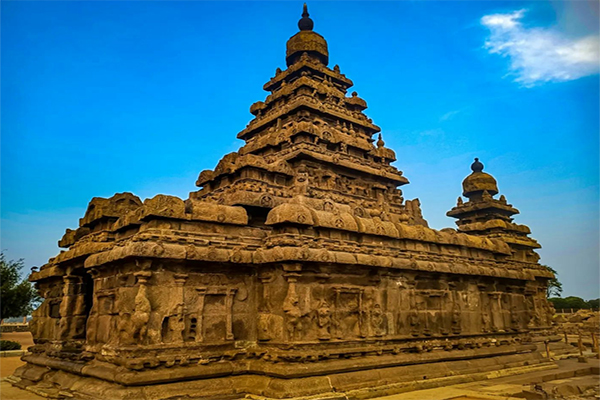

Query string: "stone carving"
[[131, 271, 152, 343], [162, 303, 185, 344], [316, 300, 332, 340], [15, 6, 561, 400], [370, 303, 386, 337], [451, 302, 462, 334], [283, 274, 304, 340], [409, 304, 422, 336]]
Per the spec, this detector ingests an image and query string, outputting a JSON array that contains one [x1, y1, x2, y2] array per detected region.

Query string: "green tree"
[[588, 298, 599, 309], [548, 296, 591, 311], [0, 253, 39, 320], [544, 265, 563, 298], [548, 297, 567, 309], [564, 296, 589, 309]]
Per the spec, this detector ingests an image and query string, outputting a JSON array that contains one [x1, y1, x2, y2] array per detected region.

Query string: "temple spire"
[[462, 158, 498, 199], [471, 157, 484, 173], [298, 3, 314, 31], [286, 3, 328, 66], [447, 158, 541, 258]]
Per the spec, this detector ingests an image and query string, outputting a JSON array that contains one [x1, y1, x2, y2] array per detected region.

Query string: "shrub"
[[0, 340, 22, 351]]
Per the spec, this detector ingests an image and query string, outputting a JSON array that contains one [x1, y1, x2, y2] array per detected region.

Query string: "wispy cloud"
[[481, 9, 599, 87], [418, 128, 445, 137], [440, 110, 461, 122]]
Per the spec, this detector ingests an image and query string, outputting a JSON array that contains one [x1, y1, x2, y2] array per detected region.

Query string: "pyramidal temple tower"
[[447, 158, 541, 262], [12, 6, 568, 400], [192, 3, 427, 228]]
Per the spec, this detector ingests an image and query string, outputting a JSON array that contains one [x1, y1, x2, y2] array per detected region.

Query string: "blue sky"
[[2, 1, 598, 299]]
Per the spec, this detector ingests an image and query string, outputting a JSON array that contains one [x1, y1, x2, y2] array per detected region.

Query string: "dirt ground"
[[0, 331, 44, 399], [0, 350, 45, 399], [0, 357, 26, 379], [0, 332, 34, 349]]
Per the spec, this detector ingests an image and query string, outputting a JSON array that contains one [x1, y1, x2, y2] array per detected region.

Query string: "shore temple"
[[11, 6, 564, 400]]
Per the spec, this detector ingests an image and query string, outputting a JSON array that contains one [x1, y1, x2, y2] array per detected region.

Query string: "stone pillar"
[[334, 287, 343, 339], [85, 268, 100, 345], [592, 333, 599, 353], [58, 275, 82, 340], [195, 288, 207, 343], [225, 288, 237, 341], [489, 292, 503, 332], [450, 290, 462, 335], [168, 273, 188, 344], [258, 269, 276, 314], [358, 288, 367, 338], [478, 285, 491, 333], [524, 288, 537, 329]]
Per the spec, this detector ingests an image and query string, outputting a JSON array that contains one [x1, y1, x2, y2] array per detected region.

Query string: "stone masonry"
[[10, 6, 561, 400]]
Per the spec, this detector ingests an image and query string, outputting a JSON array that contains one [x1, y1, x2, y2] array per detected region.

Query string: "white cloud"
[[440, 110, 461, 121], [481, 9, 600, 87]]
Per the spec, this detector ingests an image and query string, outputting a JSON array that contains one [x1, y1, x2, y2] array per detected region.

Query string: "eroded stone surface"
[[15, 6, 563, 400]]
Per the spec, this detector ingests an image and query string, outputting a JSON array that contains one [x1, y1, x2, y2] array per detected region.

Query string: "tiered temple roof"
[[447, 158, 541, 263], [192, 4, 423, 225]]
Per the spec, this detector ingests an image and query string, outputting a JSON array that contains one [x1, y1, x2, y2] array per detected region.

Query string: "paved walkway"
[[373, 357, 599, 400]]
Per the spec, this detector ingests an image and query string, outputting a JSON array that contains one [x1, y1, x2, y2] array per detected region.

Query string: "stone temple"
[[12, 6, 564, 399]]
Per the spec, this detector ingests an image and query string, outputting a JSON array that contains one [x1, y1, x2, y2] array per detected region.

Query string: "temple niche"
[[10, 5, 568, 400]]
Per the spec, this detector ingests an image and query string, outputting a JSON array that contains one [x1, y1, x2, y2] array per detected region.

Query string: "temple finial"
[[471, 157, 484, 173], [298, 3, 314, 31]]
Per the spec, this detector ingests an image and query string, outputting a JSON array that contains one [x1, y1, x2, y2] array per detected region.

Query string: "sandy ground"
[[0, 332, 35, 349], [0, 331, 45, 399], [0, 380, 45, 400], [0, 356, 45, 399], [0, 357, 26, 379], [0, 332, 34, 379]]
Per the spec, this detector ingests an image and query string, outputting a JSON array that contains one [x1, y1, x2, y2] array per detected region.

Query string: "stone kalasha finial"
[[461, 157, 498, 198], [377, 133, 385, 148], [471, 157, 484, 173], [286, 3, 328, 66], [298, 3, 314, 31]]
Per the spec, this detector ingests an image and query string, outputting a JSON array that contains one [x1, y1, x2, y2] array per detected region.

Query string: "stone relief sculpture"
[[131, 271, 152, 343], [316, 300, 332, 340]]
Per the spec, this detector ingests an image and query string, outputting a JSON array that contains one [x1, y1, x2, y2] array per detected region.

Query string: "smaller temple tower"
[[447, 158, 541, 263]]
